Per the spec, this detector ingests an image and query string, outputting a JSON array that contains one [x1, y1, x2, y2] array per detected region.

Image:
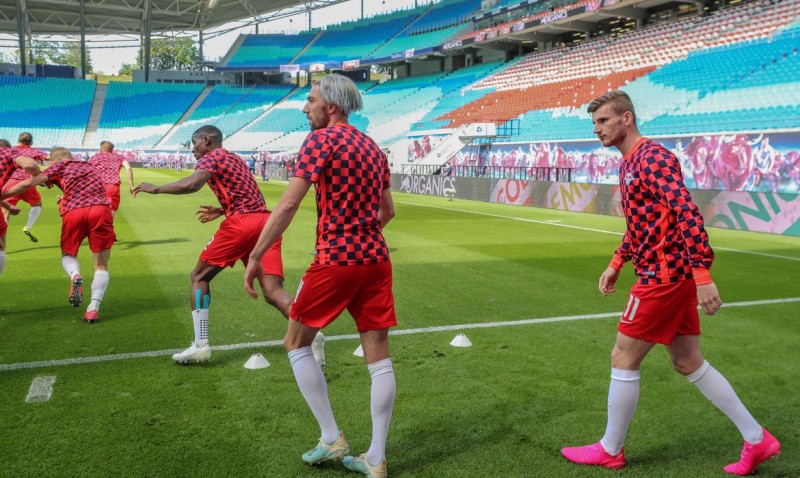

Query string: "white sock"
[[87, 270, 109, 312], [601, 368, 640, 456], [288, 346, 339, 444], [687, 360, 763, 443], [0, 251, 5, 277], [366, 358, 395, 466], [26, 206, 41, 229], [61, 255, 81, 279], [192, 309, 209, 346]]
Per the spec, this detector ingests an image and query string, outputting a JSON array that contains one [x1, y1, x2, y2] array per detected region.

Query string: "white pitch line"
[[396, 200, 800, 262], [25, 376, 56, 403], [1, 297, 798, 373]]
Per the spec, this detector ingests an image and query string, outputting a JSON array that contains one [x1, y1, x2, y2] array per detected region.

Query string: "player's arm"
[[0, 157, 47, 200], [122, 160, 135, 196], [132, 169, 210, 196], [379, 187, 395, 229], [1, 200, 20, 215], [244, 177, 312, 299]]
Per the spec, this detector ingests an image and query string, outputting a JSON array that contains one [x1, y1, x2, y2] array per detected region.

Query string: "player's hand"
[[697, 282, 722, 315], [132, 183, 157, 197], [599, 267, 619, 296], [129, 187, 136, 197], [196, 205, 223, 223], [5, 205, 20, 215], [243, 258, 266, 300]]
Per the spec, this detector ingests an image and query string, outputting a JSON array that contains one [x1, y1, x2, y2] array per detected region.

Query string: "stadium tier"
[[292, 7, 427, 67], [95, 82, 204, 148], [223, 33, 317, 69], [0, 76, 94, 148], [407, 0, 482, 33], [158, 84, 294, 148]]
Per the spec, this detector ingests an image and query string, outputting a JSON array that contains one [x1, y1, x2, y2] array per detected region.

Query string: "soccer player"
[[244, 74, 397, 478], [133, 125, 301, 364], [88, 141, 135, 217], [0, 143, 42, 278], [561, 91, 780, 475], [1, 132, 48, 242], [1, 147, 114, 323]]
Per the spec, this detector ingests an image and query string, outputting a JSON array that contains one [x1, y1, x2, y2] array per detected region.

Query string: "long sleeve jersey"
[[615, 137, 714, 285]]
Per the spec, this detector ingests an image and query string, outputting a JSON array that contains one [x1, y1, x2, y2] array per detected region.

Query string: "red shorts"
[[0, 210, 6, 237], [2, 178, 41, 206], [290, 260, 397, 332], [199, 212, 283, 277], [61, 205, 115, 256], [104, 184, 121, 211], [618, 279, 701, 345]]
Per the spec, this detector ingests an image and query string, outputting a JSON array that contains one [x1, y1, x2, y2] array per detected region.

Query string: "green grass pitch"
[[1, 169, 798, 477]]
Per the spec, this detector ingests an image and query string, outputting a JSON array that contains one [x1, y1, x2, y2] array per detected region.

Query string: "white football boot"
[[173, 342, 211, 364]]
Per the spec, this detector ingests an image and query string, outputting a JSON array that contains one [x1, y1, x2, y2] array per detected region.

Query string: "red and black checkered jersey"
[[195, 148, 267, 217], [294, 124, 391, 266], [0, 147, 23, 187], [88, 151, 126, 185], [43, 161, 110, 216], [9, 145, 48, 180], [616, 138, 714, 285]]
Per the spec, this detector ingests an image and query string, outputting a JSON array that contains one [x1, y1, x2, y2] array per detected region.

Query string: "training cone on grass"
[[243, 353, 270, 369], [450, 334, 472, 347], [353, 344, 364, 357]]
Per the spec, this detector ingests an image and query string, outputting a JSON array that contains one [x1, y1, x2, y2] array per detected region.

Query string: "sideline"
[[2, 297, 798, 372]]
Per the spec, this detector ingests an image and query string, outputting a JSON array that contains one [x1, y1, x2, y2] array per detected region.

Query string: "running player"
[[561, 91, 780, 476], [133, 125, 309, 364], [1, 147, 114, 322], [88, 141, 135, 217], [0, 142, 41, 278], [1, 132, 48, 242]]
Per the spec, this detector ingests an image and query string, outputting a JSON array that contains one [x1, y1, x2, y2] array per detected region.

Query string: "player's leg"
[[0, 220, 6, 278], [669, 335, 779, 475], [21, 189, 43, 242], [285, 318, 348, 465], [342, 328, 393, 478], [286, 264, 350, 465], [561, 332, 652, 470], [82, 205, 115, 323], [82, 249, 111, 323], [172, 260, 223, 364], [60, 209, 88, 307], [343, 261, 397, 478]]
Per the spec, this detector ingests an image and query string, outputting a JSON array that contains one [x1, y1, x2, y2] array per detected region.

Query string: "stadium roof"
[[0, 0, 349, 36]]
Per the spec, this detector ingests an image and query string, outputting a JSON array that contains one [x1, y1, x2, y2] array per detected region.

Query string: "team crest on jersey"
[[624, 171, 635, 185]]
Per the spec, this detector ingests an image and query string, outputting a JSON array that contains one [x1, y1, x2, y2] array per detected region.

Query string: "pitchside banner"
[[489, 180, 800, 236], [464, 131, 800, 195]]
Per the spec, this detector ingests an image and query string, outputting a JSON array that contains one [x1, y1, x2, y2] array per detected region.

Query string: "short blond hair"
[[587, 90, 637, 125], [49, 147, 73, 161]]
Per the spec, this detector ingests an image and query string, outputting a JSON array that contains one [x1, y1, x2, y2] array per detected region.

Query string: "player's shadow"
[[117, 237, 191, 249], [6, 244, 62, 255]]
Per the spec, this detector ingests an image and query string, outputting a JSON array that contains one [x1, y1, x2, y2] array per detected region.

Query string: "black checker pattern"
[[617, 138, 714, 284], [195, 148, 267, 217], [295, 125, 390, 266], [88, 152, 126, 185], [44, 161, 110, 215]]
